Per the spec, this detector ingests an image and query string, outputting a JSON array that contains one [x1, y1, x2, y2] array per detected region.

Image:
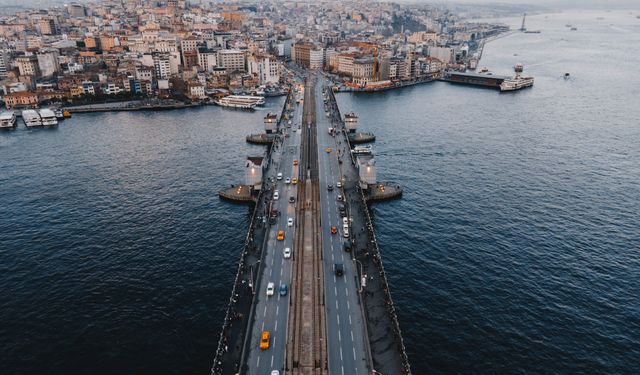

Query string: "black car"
[[334, 263, 344, 276], [289, 196, 295, 203], [327, 184, 333, 191]]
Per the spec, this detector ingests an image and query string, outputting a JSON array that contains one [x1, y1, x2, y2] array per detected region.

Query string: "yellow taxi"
[[291, 178, 298, 185], [325, 147, 332, 153], [277, 231, 285, 241], [293, 159, 298, 166], [260, 331, 270, 350]]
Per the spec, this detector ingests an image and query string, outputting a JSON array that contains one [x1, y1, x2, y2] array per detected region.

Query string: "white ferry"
[[0, 111, 17, 129], [39, 108, 59, 126], [500, 63, 534, 92], [213, 95, 265, 110], [22, 109, 42, 127], [351, 145, 373, 155]]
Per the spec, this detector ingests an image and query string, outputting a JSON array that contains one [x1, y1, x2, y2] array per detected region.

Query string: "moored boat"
[[213, 95, 265, 110], [0, 110, 17, 129], [39, 108, 58, 126], [22, 109, 42, 127]]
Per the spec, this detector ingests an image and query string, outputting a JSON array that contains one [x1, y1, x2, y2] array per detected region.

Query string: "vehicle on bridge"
[[260, 331, 270, 349], [327, 184, 333, 191], [279, 284, 288, 296], [277, 231, 285, 240], [287, 218, 293, 227], [292, 178, 298, 185], [330, 226, 337, 234], [284, 247, 291, 258], [266, 282, 275, 297], [335, 263, 344, 276]]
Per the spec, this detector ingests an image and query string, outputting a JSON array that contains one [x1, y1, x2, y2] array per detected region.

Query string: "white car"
[[273, 191, 279, 200], [342, 217, 349, 226], [266, 282, 275, 296], [288, 218, 293, 227], [343, 228, 349, 238], [284, 247, 291, 258], [336, 181, 342, 188], [285, 178, 291, 184], [277, 173, 283, 180], [271, 371, 280, 375]]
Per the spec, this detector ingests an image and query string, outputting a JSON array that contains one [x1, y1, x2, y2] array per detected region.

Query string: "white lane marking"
[[334, 286, 337, 296], [337, 315, 340, 325], [271, 355, 274, 367], [345, 288, 348, 297], [331, 253, 334, 261], [342, 367, 345, 375], [349, 315, 352, 325], [341, 253, 344, 261], [335, 300, 339, 309], [256, 356, 260, 368], [351, 330, 354, 342], [340, 347, 343, 361], [273, 336, 276, 347], [281, 268, 283, 276], [338, 330, 341, 342], [262, 321, 265, 331], [263, 306, 267, 317], [270, 269, 272, 277], [275, 320, 278, 332], [347, 301, 350, 310], [353, 347, 357, 360], [276, 305, 279, 316]]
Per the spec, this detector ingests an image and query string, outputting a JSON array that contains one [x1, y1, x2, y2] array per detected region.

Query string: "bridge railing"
[[327, 85, 412, 375]]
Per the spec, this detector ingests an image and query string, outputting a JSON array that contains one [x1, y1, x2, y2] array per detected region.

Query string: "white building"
[[309, 48, 324, 69], [249, 55, 280, 85], [37, 48, 60, 77], [153, 53, 172, 79], [245, 157, 264, 190], [217, 49, 245, 72], [428, 46, 454, 64]]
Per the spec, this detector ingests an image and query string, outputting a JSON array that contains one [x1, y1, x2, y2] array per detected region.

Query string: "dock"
[[440, 70, 509, 89], [218, 185, 257, 203]]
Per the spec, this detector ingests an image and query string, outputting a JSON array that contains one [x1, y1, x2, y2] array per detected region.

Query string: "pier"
[[213, 71, 410, 375]]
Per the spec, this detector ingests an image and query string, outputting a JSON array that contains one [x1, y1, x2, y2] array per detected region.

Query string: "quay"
[[218, 185, 257, 203], [440, 70, 510, 89], [212, 71, 410, 375], [62, 99, 201, 113]]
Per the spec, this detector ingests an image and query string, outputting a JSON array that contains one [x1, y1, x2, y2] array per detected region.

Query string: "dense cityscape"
[[2, 1, 639, 375], [0, 0, 512, 112]]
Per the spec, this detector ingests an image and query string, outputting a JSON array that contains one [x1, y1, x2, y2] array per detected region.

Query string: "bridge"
[[212, 72, 410, 375]]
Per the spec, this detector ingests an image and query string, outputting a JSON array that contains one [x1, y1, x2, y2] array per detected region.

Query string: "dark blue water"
[[1, 10, 639, 375], [335, 10, 640, 375]]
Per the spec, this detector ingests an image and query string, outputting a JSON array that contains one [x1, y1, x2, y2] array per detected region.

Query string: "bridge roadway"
[[245, 87, 304, 374], [313, 76, 369, 375], [243, 75, 369, 375]]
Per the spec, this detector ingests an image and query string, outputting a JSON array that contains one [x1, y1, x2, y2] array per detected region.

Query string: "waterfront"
[[336, 10, 640, 374], [1, 9, 639, 375]]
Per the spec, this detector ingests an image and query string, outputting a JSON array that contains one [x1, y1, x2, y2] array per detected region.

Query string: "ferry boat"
[[22, 109, 42, 127], [213, 95, 265, 110], [0, 110, 17, 129], [39, 108, 59, 126], [54, 108, 64, 119], [351, 145, 373, 155], [500, 63, 534, 92]]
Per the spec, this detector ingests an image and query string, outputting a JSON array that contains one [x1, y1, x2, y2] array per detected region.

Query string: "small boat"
[[63, 110, 71, 118], [564, 73, 570, 79], [54, 108, 64, 119], [570, 27, 578, 31], [0, 110, 17, 129]]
